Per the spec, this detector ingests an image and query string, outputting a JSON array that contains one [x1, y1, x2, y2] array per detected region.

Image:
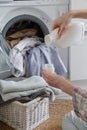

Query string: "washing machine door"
[[0, 34, 13, 79], [0, 7, 52, 79], [0, 7, 52, 34], [0, 6, 52, 53]]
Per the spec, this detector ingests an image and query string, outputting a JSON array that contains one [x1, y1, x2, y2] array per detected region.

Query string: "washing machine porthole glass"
[[2, 15, 49, 52]]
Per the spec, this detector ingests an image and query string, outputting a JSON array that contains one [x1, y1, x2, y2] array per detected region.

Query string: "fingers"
[[42, 69, 60, 87], [52, 19, 60, 30], [42, 69, 51, 78], [58, 25, 66, 38], [42, 69, 50, 84], [52, 24, 58, 30], [42, 69, 53, 85], [52, 24, 66, 39], [42, 69, 52, 81], [42, 69, 54, 75], [42, 69, 57, 81], [52, 18, 68, 38]]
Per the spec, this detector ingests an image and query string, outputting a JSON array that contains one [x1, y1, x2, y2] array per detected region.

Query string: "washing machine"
[[0, 0, 70, 79]]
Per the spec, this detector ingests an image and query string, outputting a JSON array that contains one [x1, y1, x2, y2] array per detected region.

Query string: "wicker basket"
[[0, 97, 49, 130]]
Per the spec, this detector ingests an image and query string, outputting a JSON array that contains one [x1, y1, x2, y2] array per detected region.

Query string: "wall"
[[69, 0, 87, 89]]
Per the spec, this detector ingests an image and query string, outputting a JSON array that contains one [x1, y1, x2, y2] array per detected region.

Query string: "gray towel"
[[0, 76, 61, 102]]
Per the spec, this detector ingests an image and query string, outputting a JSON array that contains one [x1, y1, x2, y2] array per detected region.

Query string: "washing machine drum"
[[0, 7, 51, 79], [2, 15, 49, 53], [0, 15, 49, 78]]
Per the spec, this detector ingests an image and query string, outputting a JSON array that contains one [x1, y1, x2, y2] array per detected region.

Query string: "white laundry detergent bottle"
[[44, 21, 85, 48]]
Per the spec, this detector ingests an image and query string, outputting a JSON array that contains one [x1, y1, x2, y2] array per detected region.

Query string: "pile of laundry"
[[0, 26, 67, 104], [6, 28, 37, 48], [7, 36, 67, 77], [0, 76, 61, 104]]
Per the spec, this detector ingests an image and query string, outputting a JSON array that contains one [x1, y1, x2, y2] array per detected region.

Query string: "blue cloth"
[[26, 43, 67, 76]]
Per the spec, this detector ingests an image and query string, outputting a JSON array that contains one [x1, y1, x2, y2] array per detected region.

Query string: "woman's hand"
[[52, 11, 72, 38], [42, 69, 63, 88], [42, 69, 75, 96]]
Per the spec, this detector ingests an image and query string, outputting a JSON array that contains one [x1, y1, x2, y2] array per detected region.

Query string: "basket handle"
[[32, 97, 44, 111]]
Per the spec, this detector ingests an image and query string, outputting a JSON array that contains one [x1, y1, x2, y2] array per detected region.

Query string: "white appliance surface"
[[69, 0, 87, 81], [0, 0, 69, 32], [0, 0, 70, 80]]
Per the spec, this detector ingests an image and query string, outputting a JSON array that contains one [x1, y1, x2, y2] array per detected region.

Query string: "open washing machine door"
[[0, 7, 52, 79], [0, 7, 52, 33], [0, 7, 52, 54]]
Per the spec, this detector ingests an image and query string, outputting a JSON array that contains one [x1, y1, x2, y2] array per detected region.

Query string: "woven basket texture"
[[0, 97, 49, 130], [0, 99, 73, 130]]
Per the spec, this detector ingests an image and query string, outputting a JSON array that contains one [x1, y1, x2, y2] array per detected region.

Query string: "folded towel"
[[0, 76, 61, 102], [0, 76, 47, 94]]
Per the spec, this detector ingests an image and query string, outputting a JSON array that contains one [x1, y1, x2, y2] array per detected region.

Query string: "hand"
[[42, 69, 63, 88], [52, 12, 72, 38], [42, 69, 75, 96]]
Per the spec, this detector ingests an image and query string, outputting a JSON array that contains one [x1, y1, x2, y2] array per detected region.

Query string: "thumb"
[[52, 24, 59, 30], [58, 24, 66, 38]]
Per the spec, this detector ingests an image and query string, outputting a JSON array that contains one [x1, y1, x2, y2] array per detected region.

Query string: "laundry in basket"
[[0, 72, 61, 130]]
